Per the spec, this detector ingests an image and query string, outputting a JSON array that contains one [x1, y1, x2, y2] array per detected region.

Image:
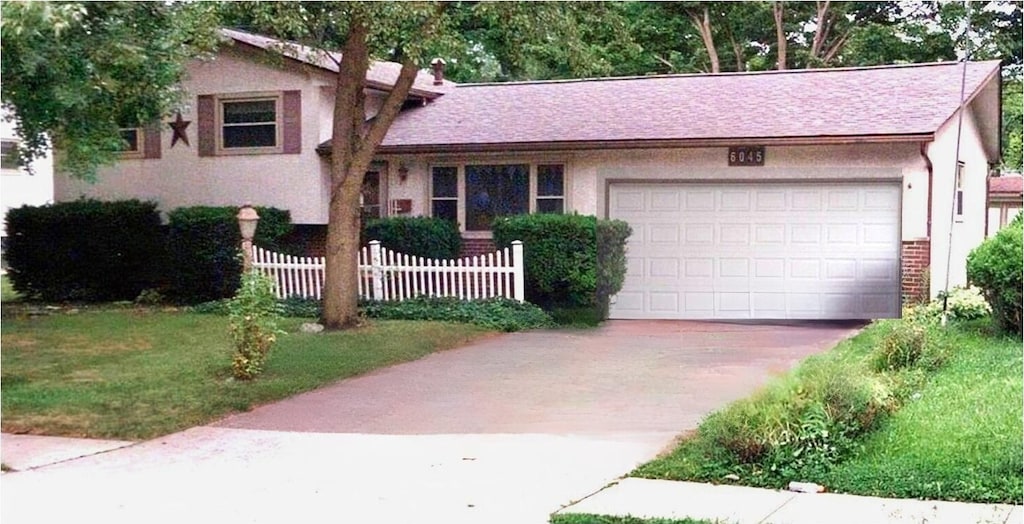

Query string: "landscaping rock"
[[300, 323, 325, 334]]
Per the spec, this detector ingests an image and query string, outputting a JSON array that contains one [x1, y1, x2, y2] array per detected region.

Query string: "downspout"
[[921, 142, 934, 238]]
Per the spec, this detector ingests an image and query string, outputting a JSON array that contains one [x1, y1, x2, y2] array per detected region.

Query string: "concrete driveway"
[[2, 320, 861, 524]]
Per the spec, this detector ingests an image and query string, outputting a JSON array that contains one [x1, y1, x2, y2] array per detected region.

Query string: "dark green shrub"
[[363, 216, 460, 259], [967, 221, 1023, 333], [4, 199, 164, 302], [361, 296, 553, 332], [166, 206, 292, 304], [596, 219, 632, 318], [493, 214, 631, 316]]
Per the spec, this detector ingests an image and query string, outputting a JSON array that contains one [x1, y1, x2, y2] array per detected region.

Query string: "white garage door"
[[609, 182, 901, 320]]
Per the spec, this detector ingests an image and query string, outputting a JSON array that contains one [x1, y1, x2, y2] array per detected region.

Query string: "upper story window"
[[198, 91, 300, 157], [1, 139, 20, 172], [430, 163, 566, 232], [955, 162, 965, 220], [220, 96, 280, 151], [119, 128, 144, 158]]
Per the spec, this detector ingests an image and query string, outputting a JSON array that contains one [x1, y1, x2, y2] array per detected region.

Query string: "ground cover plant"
[[194, 295, 555, 332], [0, 307, 490, 440], [633, 312, 1023, 504]]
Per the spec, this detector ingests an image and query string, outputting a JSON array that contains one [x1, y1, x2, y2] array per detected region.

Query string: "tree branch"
[[355, 59, 419, 167]]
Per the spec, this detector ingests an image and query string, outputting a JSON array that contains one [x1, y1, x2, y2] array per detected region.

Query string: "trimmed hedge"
[[361, 296, 554, 332], [4, 199, 164, 302], [166, 206, 292, 304], [966, 219, 1023, 333], [363, 216, 461, 259], [492, 213, 631, 316]]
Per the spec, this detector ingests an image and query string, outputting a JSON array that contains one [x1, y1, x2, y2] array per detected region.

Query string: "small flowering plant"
[[228, 272, 284, 380]]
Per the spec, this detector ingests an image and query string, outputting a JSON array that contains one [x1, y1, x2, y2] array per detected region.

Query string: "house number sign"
[[728, 146, 765, 166]]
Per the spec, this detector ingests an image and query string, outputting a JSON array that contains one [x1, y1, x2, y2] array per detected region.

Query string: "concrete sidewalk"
[[558, 477, 1023, 524], [1, 433, 134, 471]]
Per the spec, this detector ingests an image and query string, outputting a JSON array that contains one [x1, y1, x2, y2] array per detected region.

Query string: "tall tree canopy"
[[1, 1, 219, 179]]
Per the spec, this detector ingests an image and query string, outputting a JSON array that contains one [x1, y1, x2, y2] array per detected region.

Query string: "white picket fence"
[[251, 240, 525, 302]]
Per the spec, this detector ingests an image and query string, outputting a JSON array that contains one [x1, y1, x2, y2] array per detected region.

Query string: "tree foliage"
[[1, 1, 219, 179]]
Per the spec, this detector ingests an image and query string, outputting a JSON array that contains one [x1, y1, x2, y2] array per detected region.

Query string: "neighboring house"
[[1, 109, 54, 267], [55, 30, 1003, 321], [987, 174, 1022, 236]]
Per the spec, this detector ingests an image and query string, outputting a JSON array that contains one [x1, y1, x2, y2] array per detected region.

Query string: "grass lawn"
[[550, 515, 719, 524], [634, 319, 1022, 504], [1, 308, 491, 440], [821, 321, 1022, 503]]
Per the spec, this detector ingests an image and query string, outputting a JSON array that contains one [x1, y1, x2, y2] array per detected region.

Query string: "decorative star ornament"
[[169, 111, 191, 148]]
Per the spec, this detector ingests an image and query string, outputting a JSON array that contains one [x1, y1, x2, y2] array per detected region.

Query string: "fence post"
[[370, 240, 383, 301], [512, 240, 525, 302]]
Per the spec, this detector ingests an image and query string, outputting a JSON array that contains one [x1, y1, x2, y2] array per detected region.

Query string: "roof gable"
[[220, 29, 451, 99], [378, 60, 1002, 153]]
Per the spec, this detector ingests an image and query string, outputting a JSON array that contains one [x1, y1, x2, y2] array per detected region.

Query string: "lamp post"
[[237, 203, 260, 273]]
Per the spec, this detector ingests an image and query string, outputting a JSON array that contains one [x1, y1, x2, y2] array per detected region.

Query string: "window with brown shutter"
[[143, 124, 162, 159], [197, 91, 301, 156]]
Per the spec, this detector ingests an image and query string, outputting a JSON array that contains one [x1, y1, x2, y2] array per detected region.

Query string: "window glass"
[[956, 163, 965, 217], [465, 164, 529, 230], [361, 172, 381, 219], [222, 99, 277, 148], [119, 129, 140, 152], [432, 167, 457, 198], [431, 166, 458, 223], [537, 165, 564, 196], [432, 200, 458, 222], [1, 140, 19, 170], [536, 164, 565, 214]]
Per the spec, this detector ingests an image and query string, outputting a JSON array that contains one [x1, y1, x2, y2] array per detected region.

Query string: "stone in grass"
[[300, 322, 325, 334]]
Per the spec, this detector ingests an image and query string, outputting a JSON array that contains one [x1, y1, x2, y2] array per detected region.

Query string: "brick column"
[[460, 237, 496, 258], [901, 239, 931, 304]]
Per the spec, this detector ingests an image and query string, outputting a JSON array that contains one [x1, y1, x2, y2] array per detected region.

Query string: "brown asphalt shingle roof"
[[221, 29, 452, 98], [377, 60, 1001, 153]]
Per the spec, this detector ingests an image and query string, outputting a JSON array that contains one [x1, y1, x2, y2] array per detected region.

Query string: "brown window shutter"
[[197, 95, 215, 157], [143, 123, 162, 159], [282, 90, 301, 154]]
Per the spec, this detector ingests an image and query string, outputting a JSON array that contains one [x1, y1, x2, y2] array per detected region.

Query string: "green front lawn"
[[633, 319, 1022, 504], [822, 322, 1022, 503], [1, 308, 491, 439]]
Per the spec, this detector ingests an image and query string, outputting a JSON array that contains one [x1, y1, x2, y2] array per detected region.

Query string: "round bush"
[[966, 221, 1022, 333]]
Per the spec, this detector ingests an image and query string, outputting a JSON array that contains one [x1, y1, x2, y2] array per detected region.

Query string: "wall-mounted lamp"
[[398, 164, 409, 184]]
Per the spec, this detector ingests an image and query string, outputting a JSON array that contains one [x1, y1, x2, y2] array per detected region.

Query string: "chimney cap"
[[430, 57, 446, 85]]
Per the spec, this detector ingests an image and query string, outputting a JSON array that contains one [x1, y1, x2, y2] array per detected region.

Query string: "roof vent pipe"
[[430, 58, 446, 85]]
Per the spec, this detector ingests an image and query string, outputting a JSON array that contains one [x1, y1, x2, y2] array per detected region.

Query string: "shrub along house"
[[55, 29, 1003, 321]]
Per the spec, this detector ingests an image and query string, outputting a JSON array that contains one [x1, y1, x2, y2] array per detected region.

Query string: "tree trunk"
[[773, 1, 787, 70], [321, 20, 423, 330], [322, 21, 372, 330], [689, 6, 720, 73], [809, 0, 832, 66]]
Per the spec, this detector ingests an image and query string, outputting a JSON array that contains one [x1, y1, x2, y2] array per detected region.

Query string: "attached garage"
[[608, 182, 901, 320]]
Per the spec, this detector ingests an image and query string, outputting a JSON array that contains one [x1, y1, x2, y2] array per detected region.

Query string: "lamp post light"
[[237, 203, 260, 272]]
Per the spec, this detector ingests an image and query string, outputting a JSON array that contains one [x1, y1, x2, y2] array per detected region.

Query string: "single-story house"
[[987, 174, 1022, 236], [55, 29, 1003, 321]]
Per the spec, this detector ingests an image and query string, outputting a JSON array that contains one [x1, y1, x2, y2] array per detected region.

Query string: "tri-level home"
[[56, 29, 1004, 321]]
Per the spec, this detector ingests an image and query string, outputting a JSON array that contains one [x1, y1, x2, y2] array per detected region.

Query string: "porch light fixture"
[[398, 163, 409, 183], [237, 203, 260, 272]]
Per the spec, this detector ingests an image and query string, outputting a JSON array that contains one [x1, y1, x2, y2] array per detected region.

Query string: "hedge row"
[[4, 200, 293, 304], [967, 215, 1023, 333]]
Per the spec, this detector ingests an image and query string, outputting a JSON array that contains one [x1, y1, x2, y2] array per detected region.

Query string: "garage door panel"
[[609, 182, 900, 320]]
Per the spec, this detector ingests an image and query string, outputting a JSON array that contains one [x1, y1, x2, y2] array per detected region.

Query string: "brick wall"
[[901, 239, 931, 304], [460, 237, 496, 258]]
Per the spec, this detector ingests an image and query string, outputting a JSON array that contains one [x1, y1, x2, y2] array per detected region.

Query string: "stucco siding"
[[926, 106, 991, 297], [1, 111, 54, 238], [55, 48, 334, 224]]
